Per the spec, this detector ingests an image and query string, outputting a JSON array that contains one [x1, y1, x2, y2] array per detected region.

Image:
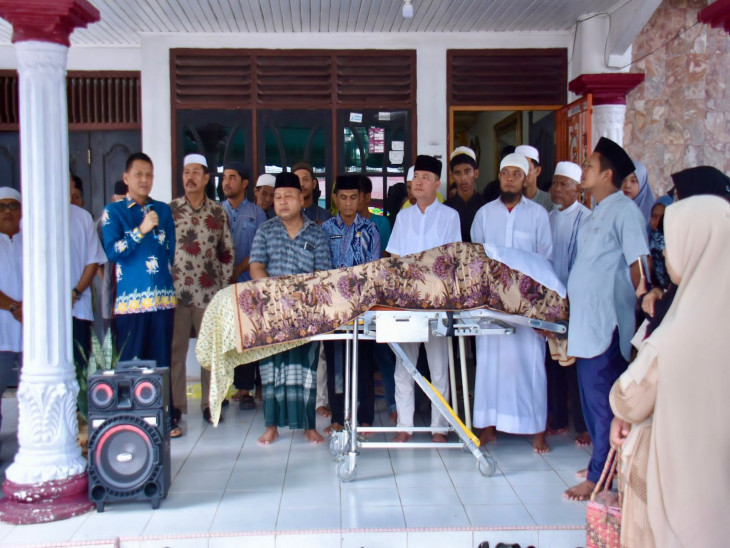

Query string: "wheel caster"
[[329, 431, 349, 458], [477, 456, 496, 477], [336, 459, 357, 482]]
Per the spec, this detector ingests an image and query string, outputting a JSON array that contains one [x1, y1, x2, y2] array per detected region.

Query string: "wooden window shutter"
[[0, 72, 19, 129], [335, 52, 414, 107], [173, 50, 253, 109], [255, 53, 332, 106], [448, 49, 567, 106]]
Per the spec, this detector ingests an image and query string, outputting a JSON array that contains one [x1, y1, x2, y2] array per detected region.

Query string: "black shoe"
[[239, 395, 256, 410], [203, 408, 224, 424], [221, 398, 230, 407]]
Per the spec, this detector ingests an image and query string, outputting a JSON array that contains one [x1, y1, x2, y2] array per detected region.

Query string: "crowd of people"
[[1, 135, 728, 545]]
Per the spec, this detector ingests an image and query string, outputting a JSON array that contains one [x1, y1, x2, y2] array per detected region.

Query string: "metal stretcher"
[[311, 308, 567, 482]]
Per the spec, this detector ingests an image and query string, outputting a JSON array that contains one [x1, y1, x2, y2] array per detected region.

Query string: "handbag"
[[586, 448, 621, 548]]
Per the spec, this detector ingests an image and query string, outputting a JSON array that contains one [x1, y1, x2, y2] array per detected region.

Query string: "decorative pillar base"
[[0, 473, 93, 525]]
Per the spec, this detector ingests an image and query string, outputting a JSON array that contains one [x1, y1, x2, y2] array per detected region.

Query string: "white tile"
[[276, 532, 341, 548], [276, 506, 341, 531], [71, 503, 153, 540], [402, 504, 470, 528], [135, 538, 208, 548], [169, 469, 233, 493], [539, 528, 587, 547], [341, 504, 406, 529], [408, 531, 473, 548], [0, 512, 88, 545], [510, 479, 569, 505], [525, 501, 587, 526], [503, 470, 566, 486], [209, 533, 276, 547], [280, 484, 340, 508], [227, 470, 286, 491], [455, 484, 522, 506], [395, 468, 454, 487], [471, 530, 539, 548], [464, 504, 535, 527], [141, 492, 221, 536], [210, 499, 279, 533], [397, 485, 461, 506], [340, 485, 401, 507], [447, 467, 504, 487], [343, 531, 408, 548]]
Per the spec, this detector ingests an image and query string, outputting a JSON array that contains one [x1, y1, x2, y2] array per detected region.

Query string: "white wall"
[[1, 31, 571, 202]]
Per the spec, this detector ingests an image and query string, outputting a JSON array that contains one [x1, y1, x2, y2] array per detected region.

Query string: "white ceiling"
[[0, 0, 630, 46]]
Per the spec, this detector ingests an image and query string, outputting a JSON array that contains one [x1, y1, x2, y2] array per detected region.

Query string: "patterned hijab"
[[631, 161, 655, 223], [643, 195, 730, 546]]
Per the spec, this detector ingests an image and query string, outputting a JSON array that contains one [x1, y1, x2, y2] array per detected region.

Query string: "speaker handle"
[[117, 359, 157, 370]]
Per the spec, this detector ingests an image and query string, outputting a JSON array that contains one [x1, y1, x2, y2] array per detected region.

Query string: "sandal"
[[170, 426, 183, 438]]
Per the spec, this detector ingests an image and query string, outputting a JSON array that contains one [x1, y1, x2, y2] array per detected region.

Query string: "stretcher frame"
[[312, 308, 567, 482]]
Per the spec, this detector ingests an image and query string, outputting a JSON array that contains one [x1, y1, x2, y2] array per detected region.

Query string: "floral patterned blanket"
[[196, 242, 569, 425]]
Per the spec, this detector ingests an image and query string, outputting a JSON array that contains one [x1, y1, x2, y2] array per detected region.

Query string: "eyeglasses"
[[0, 202, 20, 212]]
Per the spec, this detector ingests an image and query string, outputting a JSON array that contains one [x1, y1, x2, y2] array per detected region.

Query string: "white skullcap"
[[515, 145, 539, 164], [500, 153, 529, 176], [183, 153, 208, 167], [449, 146, 476, 162], [0, 187, 21, 202], [554, 161, 582, 184], [256, 174, 276, 188], [406, 166, 415, 181]]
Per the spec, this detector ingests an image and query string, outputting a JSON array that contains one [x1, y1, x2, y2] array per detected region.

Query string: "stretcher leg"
[[447, 337, 458, 419], [458, 336, 472, 432]]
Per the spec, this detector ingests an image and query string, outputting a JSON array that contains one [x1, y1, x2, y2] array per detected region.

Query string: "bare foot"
[[304, 429, 324, 444], [432, 433, 447, 443], [533, 431, 550, 453], [575, 468, 588, 479], [359, 422, 373, 437], [316, 405, 332, 418], [258, 426, 279, 445], [388, 409, 398, 424], [479, 426, 497, 444], [392, 431, 412, 443], [575, 432, 592, 447], [547, 426, 569, 435], [324, 422, 344, 435], [563, 480, 596, 501]]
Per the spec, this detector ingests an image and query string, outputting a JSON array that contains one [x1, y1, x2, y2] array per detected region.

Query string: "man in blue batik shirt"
[[222, 161, 267, 411], [321, 175, 380, 433]]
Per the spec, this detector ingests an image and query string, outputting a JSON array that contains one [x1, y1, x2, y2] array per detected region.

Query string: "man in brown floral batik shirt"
[[170, 154, 234, 426]]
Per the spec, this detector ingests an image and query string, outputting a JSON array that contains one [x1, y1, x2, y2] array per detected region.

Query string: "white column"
[[5, 40, 85, 484], [592, 104, 627, 148]]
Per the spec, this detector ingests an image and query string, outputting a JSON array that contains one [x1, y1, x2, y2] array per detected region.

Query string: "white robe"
[[470, 197, 554, 434]]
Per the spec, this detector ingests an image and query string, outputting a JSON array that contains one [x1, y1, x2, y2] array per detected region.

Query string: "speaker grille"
[[134, 377, 162, 407], [89, 380, 116, 410]]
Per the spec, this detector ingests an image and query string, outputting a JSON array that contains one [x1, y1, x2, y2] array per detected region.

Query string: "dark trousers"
[[114, 309, 176, 413], [324, 339, 374, 425], [72, 318, 92, 369], [545, 347, 586, 433], [374, 343, 396, 412], [576, 329, 627, 484], [234, 361, 260, 392]]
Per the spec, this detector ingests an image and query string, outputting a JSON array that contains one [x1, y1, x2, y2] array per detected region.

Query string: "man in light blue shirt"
[[564, 138, 649, 501]]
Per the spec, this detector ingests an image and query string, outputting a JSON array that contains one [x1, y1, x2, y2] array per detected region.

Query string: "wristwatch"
[[9, 303, 16, 312], [72, 288, 81, 298]]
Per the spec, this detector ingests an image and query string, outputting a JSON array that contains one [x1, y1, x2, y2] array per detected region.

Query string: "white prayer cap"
[[0, 187, 21, 202], [449, 146, 476, 162], [406, 166, 415, 181], [554, 161, 582, 184], [515, 145, 539, 164], [499, 153, 529, 176], [183, 153, 208, 167], [256, 174, 276, 188]]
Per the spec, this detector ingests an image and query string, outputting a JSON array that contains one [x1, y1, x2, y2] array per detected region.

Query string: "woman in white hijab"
[[609, 195, 730, 547]]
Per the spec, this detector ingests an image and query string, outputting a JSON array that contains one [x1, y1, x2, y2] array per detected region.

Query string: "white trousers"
[[473, 326, 547, 434], [394, 337, 450, 430]]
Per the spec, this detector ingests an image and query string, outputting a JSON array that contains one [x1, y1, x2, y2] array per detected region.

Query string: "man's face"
[[183, 163, 209, 197], [549, 175, 579, 210], [451, 163, 478, 195], [295, 169, 315, 200], [525, 160, 541, 188], [255, 185, 275, 211], [0, 198, 21, 236], [357, 191, 371, 214], [222, 169, 248, 200], [581, 152, 608, 193], [334, 189, 360, 220], [412, 170, 439, 203], [274, 187, 304, 222], [498, 166, 526, 195], [123, 159, 154, 201], [70, 186, 84, 207]]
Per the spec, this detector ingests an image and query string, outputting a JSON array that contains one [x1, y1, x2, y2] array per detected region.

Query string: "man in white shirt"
[[386, 155, 461, 443], [471, 153, 554, 452], [546, 162, 591, 447], [0, 187, 23, 453], [70, 179, 107, 372]]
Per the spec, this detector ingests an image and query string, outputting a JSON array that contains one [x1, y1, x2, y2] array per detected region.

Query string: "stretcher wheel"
[[336, 459, 357, 482], [329, 431, 349, 458], [477, 455, 496, 477]]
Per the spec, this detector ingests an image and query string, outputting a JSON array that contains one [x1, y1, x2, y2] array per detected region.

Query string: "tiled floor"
[[0, 390, 590, 547]]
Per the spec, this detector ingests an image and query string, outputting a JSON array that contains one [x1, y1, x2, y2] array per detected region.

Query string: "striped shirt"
[[250, 216, 331, 277]]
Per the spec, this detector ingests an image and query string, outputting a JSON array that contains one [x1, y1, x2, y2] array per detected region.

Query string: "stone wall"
[[623, 0, 729, 196]]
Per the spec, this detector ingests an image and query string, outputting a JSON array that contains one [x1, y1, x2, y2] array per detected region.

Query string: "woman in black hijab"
[[640, 166, 730, 335]]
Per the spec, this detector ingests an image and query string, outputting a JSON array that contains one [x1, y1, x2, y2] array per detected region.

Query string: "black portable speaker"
[[87, 365, 171, 512]]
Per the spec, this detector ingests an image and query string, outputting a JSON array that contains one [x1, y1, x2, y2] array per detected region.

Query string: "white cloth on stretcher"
[[482, 243, 567, 298]]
